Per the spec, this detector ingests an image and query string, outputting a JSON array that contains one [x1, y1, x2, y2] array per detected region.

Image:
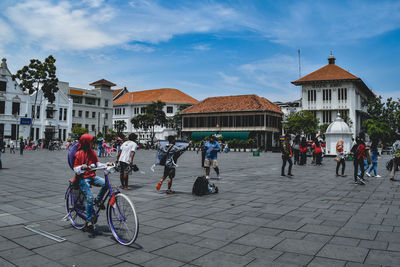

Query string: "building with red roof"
[[180, 94, 283, 150], [292, 53, 375, 136], [113, 88, 198, 141]]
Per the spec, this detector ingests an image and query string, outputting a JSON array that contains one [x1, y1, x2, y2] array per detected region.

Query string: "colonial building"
[[0, 58, 72, 145], [180, 94, 283, 150], [292, 54, 375, 137], [113, 88, 198, 141], [59, 79, 115, 136], [113, 87, 128, 101], [275, 99, 301, 117]]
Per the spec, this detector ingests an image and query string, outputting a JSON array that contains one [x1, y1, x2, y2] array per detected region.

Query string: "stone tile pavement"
[[0, 149, 400, 266]]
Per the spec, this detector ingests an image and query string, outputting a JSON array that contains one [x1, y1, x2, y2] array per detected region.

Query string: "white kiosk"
[[325, 114, 353, 155]]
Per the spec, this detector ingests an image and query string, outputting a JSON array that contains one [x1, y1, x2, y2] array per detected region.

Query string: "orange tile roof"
[[113, 88, 198, 105], [113, 88, 123, 98], [69, 89, 84, 95], [292, 64, 359, 84], [292, 61, 375, 97], [180, 95, 282, 114], [90, 79, 116, 87]]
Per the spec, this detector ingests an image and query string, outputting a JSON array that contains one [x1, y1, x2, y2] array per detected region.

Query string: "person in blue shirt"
[[204, 135, 221, 179]]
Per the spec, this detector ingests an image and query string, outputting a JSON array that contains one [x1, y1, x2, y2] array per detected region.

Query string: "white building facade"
[[0, 58, 73, 145], [292, 54, 375, 137], [113, 88, 198, 141], [59, 79, 115, 136]]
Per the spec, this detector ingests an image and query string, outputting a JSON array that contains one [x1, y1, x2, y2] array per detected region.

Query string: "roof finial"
[[328, 52, 335, 65]]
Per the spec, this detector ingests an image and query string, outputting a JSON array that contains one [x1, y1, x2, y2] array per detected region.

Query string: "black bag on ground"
[[192, 176, 209, 196]]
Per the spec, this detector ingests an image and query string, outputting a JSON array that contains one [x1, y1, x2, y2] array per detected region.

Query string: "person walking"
[[312, 137, 323, 165], [204, 135, 221, 179], [299, 137, 307, 165], [0, 139, 4, 169], [293, 135, 300, 165], [115, 133, 138, 190], [9, 141, 15, 154], [353, 133, 366, 185], [19, 139, 24, 155], [156, 136, 190, 194], [281, 135, 293, 176], [336, 139, 346, 176], [390, 140, 400, 181], [366, 140, 381, 178]]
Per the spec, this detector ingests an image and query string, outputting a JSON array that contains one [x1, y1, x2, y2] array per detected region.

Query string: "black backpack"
[[192, 176, 209, 196]]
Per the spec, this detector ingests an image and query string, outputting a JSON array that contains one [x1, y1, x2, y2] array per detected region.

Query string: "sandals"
[[166, 189, 174, 194]]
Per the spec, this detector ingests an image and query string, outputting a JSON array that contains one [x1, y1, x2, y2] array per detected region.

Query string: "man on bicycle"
[[73, 134, 112, 232]]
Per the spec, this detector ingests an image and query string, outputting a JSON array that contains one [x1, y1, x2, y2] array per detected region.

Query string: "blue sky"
[[0, 0, 399, 101]]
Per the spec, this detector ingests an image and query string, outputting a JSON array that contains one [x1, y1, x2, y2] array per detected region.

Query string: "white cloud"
[[0, 18, 14, 53], [192, 44, 211, 51], [218, 72, 240, 85], [121, 44, 155, 53]]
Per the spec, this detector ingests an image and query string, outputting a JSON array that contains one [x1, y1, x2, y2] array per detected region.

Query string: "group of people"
[[281, 132, 400, 185]]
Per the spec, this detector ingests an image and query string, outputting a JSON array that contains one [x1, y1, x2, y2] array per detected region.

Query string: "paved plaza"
[[0, 149, 400, 266]]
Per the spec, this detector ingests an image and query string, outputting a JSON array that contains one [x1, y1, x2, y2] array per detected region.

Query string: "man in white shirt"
[[116, 133, 138, 190]]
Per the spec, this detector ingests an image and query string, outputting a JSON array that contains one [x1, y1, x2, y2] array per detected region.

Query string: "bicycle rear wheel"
[[107, 193, 139, 245], [65, 186, 87, 230]]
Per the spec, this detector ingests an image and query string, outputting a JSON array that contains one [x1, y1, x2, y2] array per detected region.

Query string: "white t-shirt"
[[119, 141, 138, 164]]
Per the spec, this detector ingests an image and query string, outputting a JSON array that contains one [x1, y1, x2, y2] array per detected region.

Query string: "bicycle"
[[65, 163, 139, 245]]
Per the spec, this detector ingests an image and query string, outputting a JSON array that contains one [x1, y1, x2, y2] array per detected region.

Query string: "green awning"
[[220, 131, 249, 140], [191, 132, 216, 141]]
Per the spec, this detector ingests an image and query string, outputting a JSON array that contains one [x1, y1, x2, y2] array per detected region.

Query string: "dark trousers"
[[294, 149, 300, 164], [299, 152, 307, 165], [336, 159, 345, 175], [201, 150, 206, 168], [354, 158, 364, 181], [281, 156, 293, 175], [315, 153, 322, 165]]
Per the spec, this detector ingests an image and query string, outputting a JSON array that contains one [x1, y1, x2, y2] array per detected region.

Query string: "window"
[[123, 108, 125, 115], [11, 124, 17, 140], [311, 111, 317, 118], [339, 110, 349, 119], [46, 106, 54, 119], [105, 100, 109, 107], [98, 99, 101, 106], [0, 81, 6, 91], [59, 129, 62, 139], [91, 125, 95, 131], [63, 129, 66, 141], [72, 110, 75, 117], [36, 128, 39, 140], [322, 89, 331, 101], [167, 106, 173, 113], [12, 102, 20, 115], [85, 111, 89, 118], [0, 124, 4, 139], [72, 96, 82, 104], [64, 109, 67, 120], [140, 107, 146, 114], [134, 107, 139, 114], [338, 88, 347, 101], [85, 98, 96, 105], [85, 124, 89, 129], [0, 101, 5, 114], [307, 89, 316, 102], [36, 106, 40, 119], [92, 112, 96, 118], [78, 110, 82, 117], [323, 111, 332, 123], [105, 113, 108, 119], [59, 108, 63, 120]]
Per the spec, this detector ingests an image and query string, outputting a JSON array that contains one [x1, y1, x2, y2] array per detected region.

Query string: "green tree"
[[131, 101, 168, 145], [12, 55, 59, 139], [319, 123, 330, 136], [363, 96, 400, 143], [283, 111, 319, 137], [114, 120, 127, 136], [169, 104, 192, 139], [71, 125, 88, 139], [104, 128, 118, 142]]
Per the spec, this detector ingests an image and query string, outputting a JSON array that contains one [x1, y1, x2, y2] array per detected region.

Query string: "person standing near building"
[[19, 138, 24, 155], [336, 139, 346, 176], [390, 140, 400, 181], [366, 140, 381, 178], [281, 135, 293, 176], [293, 135, 300, 165], [115, 133, 138, 190], [204, 135, 221, 179], [9, 141, 15, 154], [299, 137, 307, 165], [312, 137, 323, 165], [353, 133, 366, 185]]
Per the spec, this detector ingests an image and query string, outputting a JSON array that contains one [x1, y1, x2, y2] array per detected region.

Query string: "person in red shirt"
[[74, 134, 112, 232], [312, 137, 323, 165], [353, 133, 366, 185]]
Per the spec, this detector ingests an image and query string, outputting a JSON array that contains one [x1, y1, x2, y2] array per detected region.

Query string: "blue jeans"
[[368, 153, 378, 176], [358, 159, 369, 175], [79, 176, 107, 223]]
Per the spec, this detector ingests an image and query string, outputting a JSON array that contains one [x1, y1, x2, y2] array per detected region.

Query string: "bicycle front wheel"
[[107, 193, 139, 245]]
